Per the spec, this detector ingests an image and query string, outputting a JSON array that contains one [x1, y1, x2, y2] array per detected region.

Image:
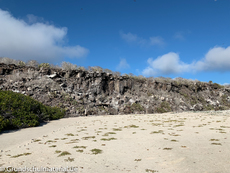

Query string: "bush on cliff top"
[[0, 90, 65, 132]]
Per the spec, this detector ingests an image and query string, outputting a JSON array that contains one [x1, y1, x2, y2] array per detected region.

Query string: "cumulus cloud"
[[142, 46, 230, 76], [142, 52, 190, 76], [195, 46, 230, 72], [0, 9, 89, 63], [116, 58, 130, 70], [120, 31, 165, 47]]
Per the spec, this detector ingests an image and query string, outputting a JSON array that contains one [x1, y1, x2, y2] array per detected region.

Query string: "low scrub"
[[0, 90, 65, 132], [156, 101, 172, 113]]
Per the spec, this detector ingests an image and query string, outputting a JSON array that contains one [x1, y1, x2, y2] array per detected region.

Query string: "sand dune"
[[1, 111, 230, 173]]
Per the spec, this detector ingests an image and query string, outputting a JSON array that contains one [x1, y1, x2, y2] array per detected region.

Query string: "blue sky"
[[0, 0, 230, 84]]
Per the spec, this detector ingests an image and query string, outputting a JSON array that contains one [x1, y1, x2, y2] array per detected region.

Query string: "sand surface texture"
[[1, 111, 230, 173]]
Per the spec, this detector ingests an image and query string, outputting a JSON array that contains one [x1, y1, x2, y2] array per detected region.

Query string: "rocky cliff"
[[1, 63, 230, 117]]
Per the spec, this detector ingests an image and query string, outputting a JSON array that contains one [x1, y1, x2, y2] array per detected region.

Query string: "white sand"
[[1, 111, 230, 173]]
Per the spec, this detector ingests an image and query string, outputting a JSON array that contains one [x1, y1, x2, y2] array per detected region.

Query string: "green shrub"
[[131, 103, 145, 112], [0, 90, 65, 132], [156, 101, 171, 113], [213, 83, 223, 89], [38, 63, 50, 69], [18, 60, 26, 67]]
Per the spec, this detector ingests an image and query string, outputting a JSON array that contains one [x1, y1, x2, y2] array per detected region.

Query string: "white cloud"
[[195, 46, 230, 72], [119, 31, 137, 42], [142, 52, 190, 76], [150, 36, 165, 46], [116, 58, 130, 70], [120, 31, 165, 47], [142, 46, 230, 76], [26, 14, 45, 24], [0, 9, 89, 63]]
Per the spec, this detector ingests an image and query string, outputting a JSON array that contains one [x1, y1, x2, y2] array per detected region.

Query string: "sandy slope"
[[1, 111, 230, 173]]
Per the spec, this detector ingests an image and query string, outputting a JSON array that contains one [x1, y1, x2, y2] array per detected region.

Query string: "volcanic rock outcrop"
[[1, 63, 230, 117]]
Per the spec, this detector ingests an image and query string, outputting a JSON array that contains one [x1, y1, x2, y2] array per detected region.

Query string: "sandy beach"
[[1, 111, 230, 173]]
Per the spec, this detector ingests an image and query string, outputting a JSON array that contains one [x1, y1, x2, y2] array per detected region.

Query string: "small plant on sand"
[[91, 148, 103, 155], [65, 138, 79, 144], [210, 139, 219, 141], [150, 130, 163, 134], [46, 140, 56, 143], [100, 138, 117, 141], [220, 125, 230, 128], [33, 139, 41, 142], [76, 150, 84, 153], [65, 133, 74, 136], [145, 169, 158, 172], [163, 148, 172, 150], [58, 151, 71, 157], [11, 153, 31, 158], [73, 145, 87, 149], [64, 157, 74, 162], [168, 133, 180, 136], [171, 139, 178, 142], [82, 136, 95, 140], [211, 143, 222, 145], [61, 138, 68, 140], [55, 150, 61, 154], [113, 128, 122, 131], [173, 124, 184, 127], [134, 159, 142, 162], [124, 124, 139, 128], [49, 145, 57, 147], [102, 132, 116, 136]]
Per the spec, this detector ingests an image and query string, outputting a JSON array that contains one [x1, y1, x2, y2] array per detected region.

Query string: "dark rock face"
[[1, 63, 230, 117]]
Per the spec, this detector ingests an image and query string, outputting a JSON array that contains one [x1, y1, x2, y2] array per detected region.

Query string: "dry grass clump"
[[0, 57, 19, 65], [61, 61, 77, 70]]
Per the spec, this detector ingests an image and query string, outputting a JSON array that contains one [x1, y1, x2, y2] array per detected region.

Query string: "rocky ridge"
[[1, 62, 230, 117]]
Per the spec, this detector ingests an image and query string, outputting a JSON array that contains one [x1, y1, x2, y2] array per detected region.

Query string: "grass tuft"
[[11, 153, 31, 158], [91, 148, 103, 155], [58, 151, 71, 157]]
